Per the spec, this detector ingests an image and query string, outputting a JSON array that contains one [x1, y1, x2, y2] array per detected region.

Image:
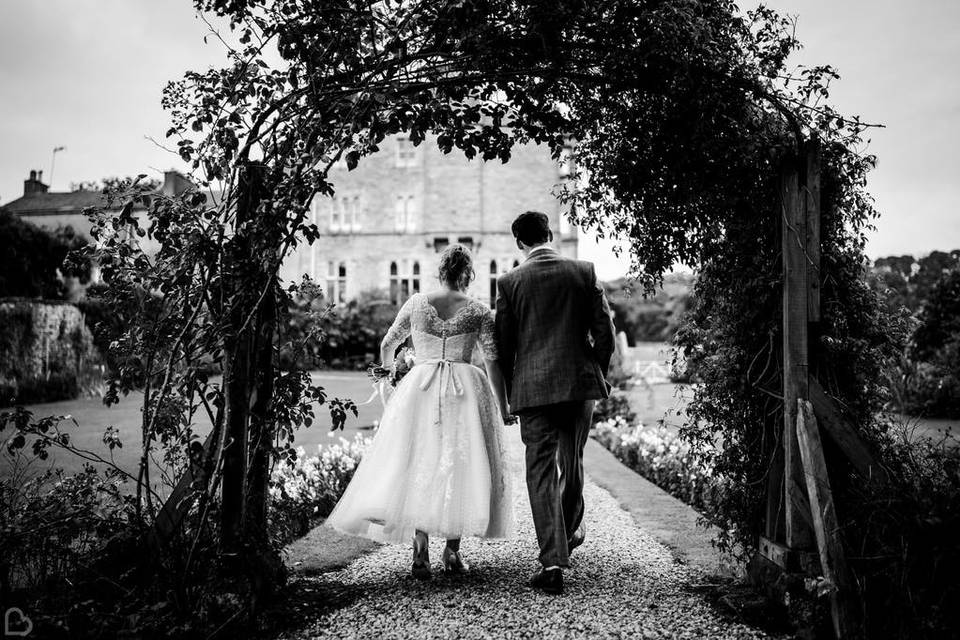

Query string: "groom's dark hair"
[[511, 211, 551, 246]]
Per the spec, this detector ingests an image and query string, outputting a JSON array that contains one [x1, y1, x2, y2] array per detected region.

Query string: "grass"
[[620, 343, 958, 446], [887, 414, 959, 447], [622, 342, 693, 434], [5, 341, 956, 480], [1, 371, 381, 480]]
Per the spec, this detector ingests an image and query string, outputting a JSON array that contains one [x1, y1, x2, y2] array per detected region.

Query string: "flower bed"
[[269, 433, 372, 545], [592, 416, 722, 514]]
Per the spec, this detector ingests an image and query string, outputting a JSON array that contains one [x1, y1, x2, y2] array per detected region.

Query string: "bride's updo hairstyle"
[[438, 244, 475, 291]]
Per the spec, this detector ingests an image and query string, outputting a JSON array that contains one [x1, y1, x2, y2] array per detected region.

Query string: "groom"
[[495, 211, 616, 594]]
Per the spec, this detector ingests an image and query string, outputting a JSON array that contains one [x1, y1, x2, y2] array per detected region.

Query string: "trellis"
[[122, 2, 886, 631], [761, 141, 888, 639], [147, 141, 883, 638]]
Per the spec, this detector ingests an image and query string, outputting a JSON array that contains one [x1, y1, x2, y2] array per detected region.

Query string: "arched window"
[[489, 260, 498, 308], [389, 261, 399, 304], [326, 261, 347, 303], [390, 260, 420, 305]]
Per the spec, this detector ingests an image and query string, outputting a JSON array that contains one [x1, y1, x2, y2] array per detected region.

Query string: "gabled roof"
[[2, 189, 110, 215]]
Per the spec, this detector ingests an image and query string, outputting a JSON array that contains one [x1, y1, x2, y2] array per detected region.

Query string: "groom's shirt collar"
[[525, 245, 557, 261]]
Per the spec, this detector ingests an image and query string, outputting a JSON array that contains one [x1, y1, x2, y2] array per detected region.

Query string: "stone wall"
[[281, 135, 578, 306], [0, 298, 99, 404]]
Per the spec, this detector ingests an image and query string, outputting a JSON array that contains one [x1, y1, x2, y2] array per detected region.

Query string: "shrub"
[[279, 289, 398, 371], [592, 416, 721, 515], [268, 434, 372, 546], [7, 371, 81, 406], [75, 283, 124, 375], [0, 459, 132, 599], [899, 268, 960, 418], [894, 353, 960, 419], [0, 211, 91, 300], [604, 274, 693, 343], [0, 299, 102, 406], [592, 391, 636, 425], [839, 423, 960, 638]]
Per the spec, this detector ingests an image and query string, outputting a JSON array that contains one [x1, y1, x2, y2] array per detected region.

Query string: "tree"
[[872, 250, 960, 313], [604, 274, 693, 343], [0, 209, 90, 299], [903, 267, 960, 417]]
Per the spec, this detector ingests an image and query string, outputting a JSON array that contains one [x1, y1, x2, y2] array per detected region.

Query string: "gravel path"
[[276, 431, 771, 640]]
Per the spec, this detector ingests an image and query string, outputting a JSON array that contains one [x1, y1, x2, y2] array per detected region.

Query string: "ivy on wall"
[[0, 299, 101, 405]]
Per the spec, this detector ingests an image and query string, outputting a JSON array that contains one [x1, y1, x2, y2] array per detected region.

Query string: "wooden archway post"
[[757, 140, 873, 638], [764, 142, 819, 553]]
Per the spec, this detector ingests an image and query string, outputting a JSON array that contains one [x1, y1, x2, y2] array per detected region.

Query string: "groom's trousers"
[[519, 399, 595, 568]]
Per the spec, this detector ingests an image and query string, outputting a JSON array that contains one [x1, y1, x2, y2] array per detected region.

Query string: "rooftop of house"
[[2, 169, 198, 216]]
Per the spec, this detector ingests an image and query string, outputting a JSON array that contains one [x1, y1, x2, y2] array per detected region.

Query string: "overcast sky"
[[1, 1, 957, 279]]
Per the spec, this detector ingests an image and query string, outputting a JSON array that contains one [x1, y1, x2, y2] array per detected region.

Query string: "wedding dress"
[[325, 293, 514, 543]]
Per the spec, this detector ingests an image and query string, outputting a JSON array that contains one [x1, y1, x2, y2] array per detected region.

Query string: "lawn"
[[1, 371, 381, 481], [620, 343, 958, 446], [623, 343, 693, 434], [4, 344, 955, 484]]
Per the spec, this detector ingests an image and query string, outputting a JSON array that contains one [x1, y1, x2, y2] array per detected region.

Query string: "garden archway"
[[81, 2, 894, 637]]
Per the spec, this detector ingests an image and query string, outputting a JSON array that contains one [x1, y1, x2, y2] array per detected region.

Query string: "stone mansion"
[[280, 134, 577, 307], [3, 136, 576, 309]]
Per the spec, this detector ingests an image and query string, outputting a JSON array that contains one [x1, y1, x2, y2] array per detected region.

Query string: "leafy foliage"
[[592, 391, 636, 426], [841, 423, 960, 638], [11, 0, 918, 634], [279, 288, 398, 371], [0, 210, 92, 300], [0, 459, 132, 595], [269, 434, 371, 547], [604, 274, 693, 343], [899, 268, 960, 418], [866, 253, 960, 418], [910, 267, 960, 362], [0, 300, 102, 406], [872, 250, 960, 315], [593, 416, 720, 515]]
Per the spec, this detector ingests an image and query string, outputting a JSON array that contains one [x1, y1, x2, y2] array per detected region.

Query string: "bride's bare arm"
[[483, 358, 512, 422]]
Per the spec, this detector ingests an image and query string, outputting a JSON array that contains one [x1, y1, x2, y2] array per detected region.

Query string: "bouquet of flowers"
[[367, 346, 416, 387]]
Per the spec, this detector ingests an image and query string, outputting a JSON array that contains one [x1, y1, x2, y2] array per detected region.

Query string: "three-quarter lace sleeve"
[[478, 306, 499, 360], [382, 295, 415, 362]]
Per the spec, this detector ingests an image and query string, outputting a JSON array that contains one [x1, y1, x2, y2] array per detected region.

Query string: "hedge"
[[0, 298, 101, 406]]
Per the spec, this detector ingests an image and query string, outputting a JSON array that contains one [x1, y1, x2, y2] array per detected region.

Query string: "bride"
[[325, 244, 514, 579]]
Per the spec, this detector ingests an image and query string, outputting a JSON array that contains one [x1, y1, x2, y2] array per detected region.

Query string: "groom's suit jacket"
[[494, 247, 616, 413]]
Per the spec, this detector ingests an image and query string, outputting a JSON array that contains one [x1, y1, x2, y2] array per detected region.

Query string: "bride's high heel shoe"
[[412, 533, 432, 580], [442, 546, 470, 574]]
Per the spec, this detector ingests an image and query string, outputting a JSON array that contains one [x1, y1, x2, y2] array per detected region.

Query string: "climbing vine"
[[4, 0, 922, 635]]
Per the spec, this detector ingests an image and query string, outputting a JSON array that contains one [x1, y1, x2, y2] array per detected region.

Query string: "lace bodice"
[[382, 293, 498, 363]]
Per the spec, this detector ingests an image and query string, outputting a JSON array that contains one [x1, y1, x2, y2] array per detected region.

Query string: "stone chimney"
[[161, 170, 195, 197], [23, 169, 49, 195]]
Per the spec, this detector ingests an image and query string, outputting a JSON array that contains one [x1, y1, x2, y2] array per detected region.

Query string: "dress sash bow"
[[416, 358, 466, 397]]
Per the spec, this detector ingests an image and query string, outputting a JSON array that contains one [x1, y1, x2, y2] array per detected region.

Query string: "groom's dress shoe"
[[529, 567, 563, 594], [568, 526, 585, 553]]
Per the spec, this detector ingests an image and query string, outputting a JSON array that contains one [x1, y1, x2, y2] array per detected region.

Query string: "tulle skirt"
[[325, 360, 514, 543]]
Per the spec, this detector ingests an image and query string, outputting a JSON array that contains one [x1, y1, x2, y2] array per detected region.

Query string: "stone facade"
[[281, 134, 577, 307]]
